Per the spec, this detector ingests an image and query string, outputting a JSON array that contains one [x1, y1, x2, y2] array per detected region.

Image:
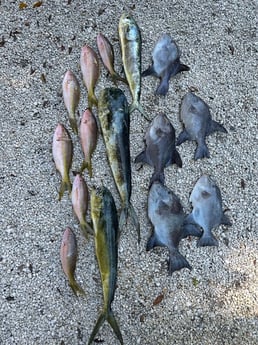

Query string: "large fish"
[[97, 33, 127, 85], [79, 108, 98, 177], [118, 13, 148, 119], [88, 186, 123, 345], [176, 92, 228, 160], [71, 173, 93, 238], [80, 45, 100, 108], [52, 123, 73, 201], [135, 114, 182, 184], [62, 70, 80, 134], [60, 227, 85, 296], [147, 182, 201, 275], [186, 175, 232, 247], [142, 33, 189, 96], [98, 87, 140, 241]]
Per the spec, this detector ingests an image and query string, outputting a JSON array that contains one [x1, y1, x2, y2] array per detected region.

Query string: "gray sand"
[[0, 1, 257, 344]]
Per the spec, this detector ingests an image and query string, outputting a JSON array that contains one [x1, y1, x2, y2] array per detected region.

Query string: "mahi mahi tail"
[[119, 202, 140, 243], [87, 308, 123, 345], [129, 101, 150, 121]]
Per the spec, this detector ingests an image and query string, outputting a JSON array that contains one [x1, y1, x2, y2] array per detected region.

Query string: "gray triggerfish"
[[142, 33, 189, 95], [176, 92, 228, 160], [147, 181, 202, 275], [186, 175, 232, 247]]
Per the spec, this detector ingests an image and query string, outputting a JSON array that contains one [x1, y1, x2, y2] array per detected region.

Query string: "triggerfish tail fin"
[[69, 115, 78, 135], [58, 178, 72, 201], [69, 276, 85, 296], [129, 101, 150, 121], [194, 143, 210, 160], [80, 159, 93, 178], [168, 249, 192, 275], [197, 232, 219, 247], [88, 309, 123, 345]]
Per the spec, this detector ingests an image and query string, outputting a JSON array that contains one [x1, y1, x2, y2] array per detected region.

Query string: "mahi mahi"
[[88, 186, 123, 345], [98, 87, 140, 242], [119, 13, 148, 119]]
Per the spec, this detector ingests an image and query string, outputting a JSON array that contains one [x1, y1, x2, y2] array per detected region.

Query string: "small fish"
[[60, 227, 85, 296], [98, 87, 140, 241], [97, 33, 127, 85], [186, 175, 232, 247], [88, 187, 123, 345], [79, 108, 98, 177], [119, 13, 148, 119], [71, 173, 93, 238], [80, 45, 100, 108], [147, 182, 201, 275], [142, 33, 189, 96], [176, 92, 228, 159], [52, 123, 73, 200], [62, 70, 80, 134], [135, 114, 182, 184]]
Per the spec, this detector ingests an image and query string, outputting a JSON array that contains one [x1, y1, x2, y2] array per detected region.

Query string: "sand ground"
[[0, 1, 257, 344]]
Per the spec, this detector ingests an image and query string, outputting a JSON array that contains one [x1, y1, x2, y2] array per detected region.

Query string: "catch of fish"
[[51, 12, 232, 344]]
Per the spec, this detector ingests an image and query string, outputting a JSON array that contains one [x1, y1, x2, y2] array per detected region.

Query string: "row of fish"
[[53, 11, 232, 345], [147, 175, 232, 275], [60, 187, 123, 344]]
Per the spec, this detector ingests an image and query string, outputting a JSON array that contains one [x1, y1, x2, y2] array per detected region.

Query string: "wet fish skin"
[[62, 70, 80, 134], [60, 227, 85, 296], [88, 187, 123, 345], [176, 92, 228, 160], [98, 87, 140, 242], [135, 113, 182, 184], [187, 175, 232, 247], [97, 33, 127, 85], [142, 33, 189, 96], [79, 108, 98, 177], [118, 13, 148, 119], [147, 182, 201, 275], [52, 123, 73, 201], [80, 45, 100, 108], [71, 173, 93, 238]]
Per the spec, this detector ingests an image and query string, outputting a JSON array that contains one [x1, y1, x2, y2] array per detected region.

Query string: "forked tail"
[[87, 308, 123, 345], [119, 202, 141, 243], [58, 178, 72, 201]]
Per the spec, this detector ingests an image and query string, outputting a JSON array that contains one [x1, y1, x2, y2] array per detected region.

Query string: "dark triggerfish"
[[135, 113, 182, 184], [147, 182, 201, 274]]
